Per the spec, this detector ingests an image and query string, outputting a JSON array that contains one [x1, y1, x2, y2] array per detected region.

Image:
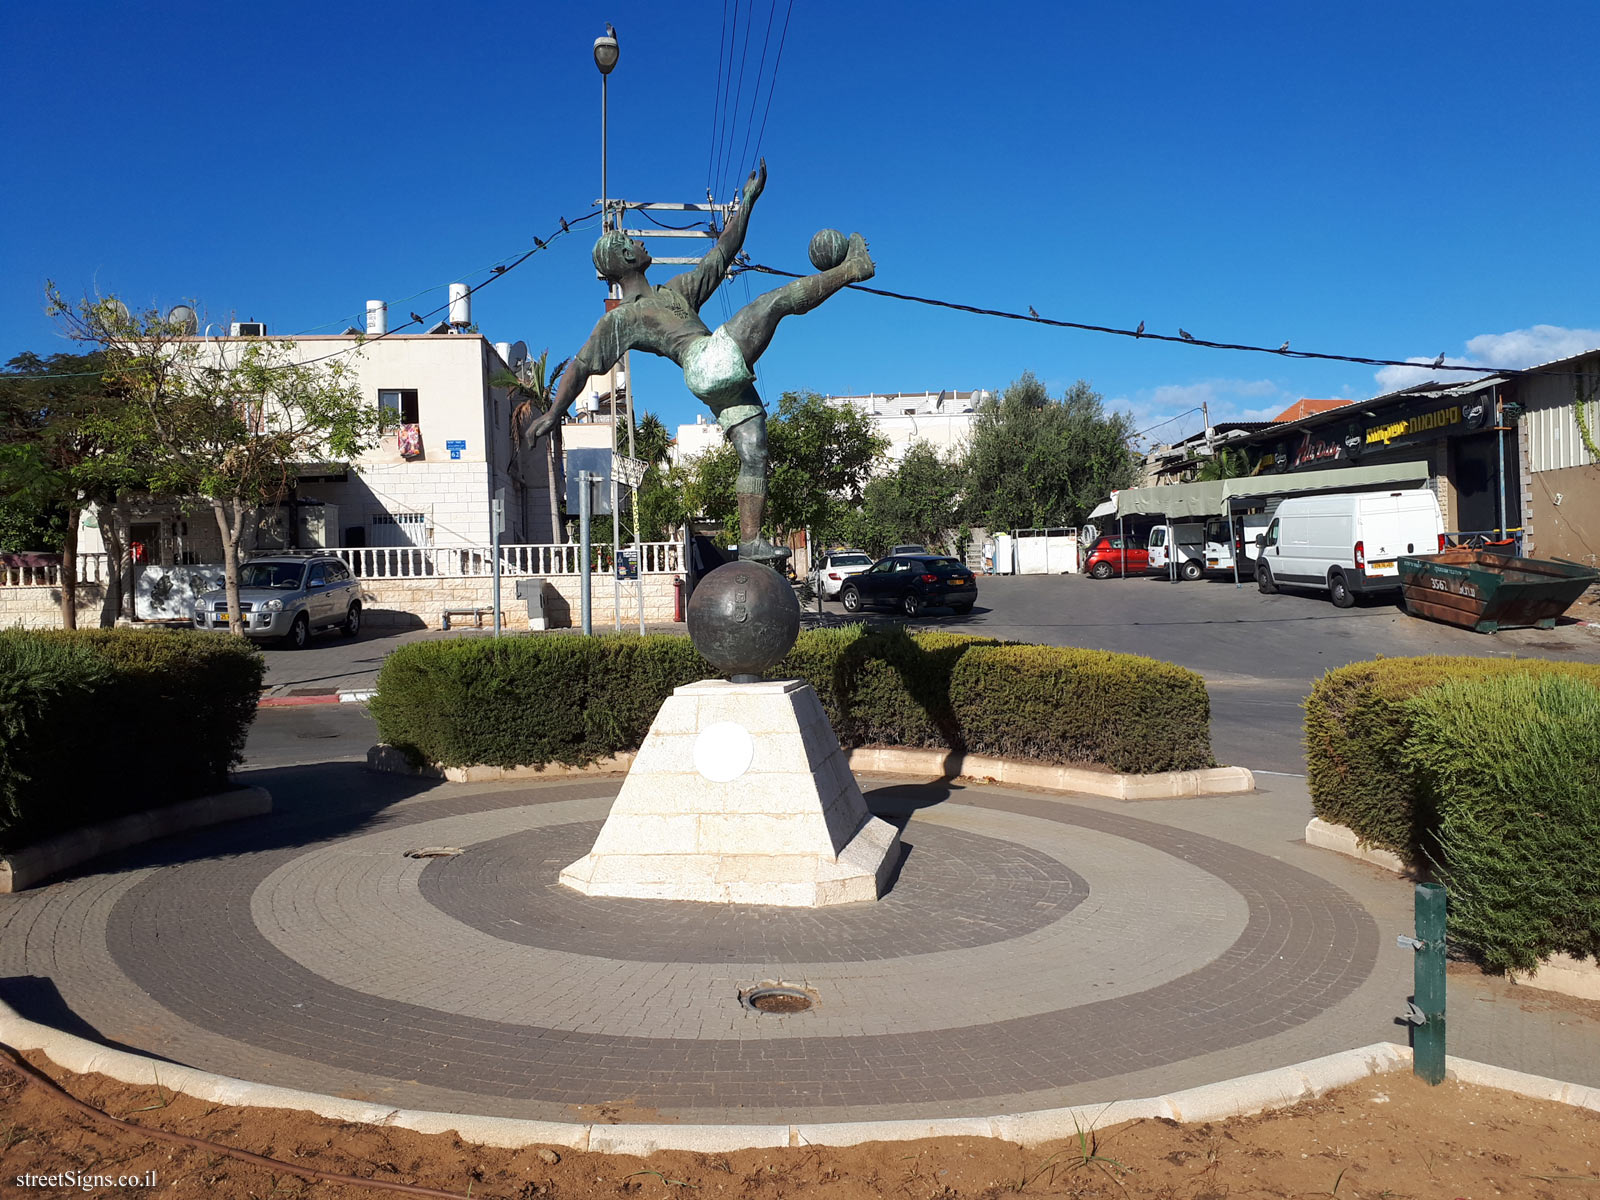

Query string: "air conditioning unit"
[[231, 322, 267, 337]]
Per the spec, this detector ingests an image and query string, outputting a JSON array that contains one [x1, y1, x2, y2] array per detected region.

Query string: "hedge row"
[[1401, 673, 1600, 971], [371, 627, 1214, 775], [1305, 655, 1600, 860], [0, 629, 263, 852]]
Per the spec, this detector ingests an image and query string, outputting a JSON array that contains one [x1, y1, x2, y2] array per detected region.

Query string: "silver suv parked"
[[192, 553, 362, 648]]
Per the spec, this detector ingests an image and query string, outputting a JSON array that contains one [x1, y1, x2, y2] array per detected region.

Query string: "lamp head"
[[593, 24, 619, 74]]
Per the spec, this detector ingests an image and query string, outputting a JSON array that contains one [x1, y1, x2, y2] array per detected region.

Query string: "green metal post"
[[1414, 882, 1447, 1084]]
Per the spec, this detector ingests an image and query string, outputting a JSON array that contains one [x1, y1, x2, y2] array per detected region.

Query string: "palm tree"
[[1194, 446, 1249, 482], [493, 351, 568, 543]]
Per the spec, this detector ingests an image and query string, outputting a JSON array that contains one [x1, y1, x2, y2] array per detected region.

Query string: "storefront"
[[1243, 380, 1521, 544]]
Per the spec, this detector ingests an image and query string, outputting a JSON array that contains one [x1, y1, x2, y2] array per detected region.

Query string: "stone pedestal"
[[560, 679, 900, 906]]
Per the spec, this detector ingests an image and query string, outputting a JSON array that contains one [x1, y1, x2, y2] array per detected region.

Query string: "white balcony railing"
[[0, 552, 109, 588], [327, 541, 682, 579]]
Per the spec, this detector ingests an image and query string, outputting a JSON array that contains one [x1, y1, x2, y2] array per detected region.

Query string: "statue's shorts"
[[682, 327, 763, 431]]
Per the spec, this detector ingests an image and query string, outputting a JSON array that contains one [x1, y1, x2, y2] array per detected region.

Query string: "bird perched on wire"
[[1279, 340, 1290, 352], [409, 311, 425, 326], [1179, 328, 1195, 341], [533, 236, 547, 250], [559, 217, 570, 233], [491, 265, 508, 275], [1432, 352, 1446, 367], [1028, 306, 1040, 319], [1134, 321, 1145, 337]]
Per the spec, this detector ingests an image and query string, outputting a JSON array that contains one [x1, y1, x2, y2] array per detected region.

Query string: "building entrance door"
[[1450, 431, 1519, 537]]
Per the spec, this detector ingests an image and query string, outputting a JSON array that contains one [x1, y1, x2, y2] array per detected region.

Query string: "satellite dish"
[[167, 304, 198, 334], [510, 340, 528, 368], [108, 299, 131, 325]]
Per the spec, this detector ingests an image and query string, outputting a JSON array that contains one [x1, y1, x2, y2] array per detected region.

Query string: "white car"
[[811, 550, 874, 599]]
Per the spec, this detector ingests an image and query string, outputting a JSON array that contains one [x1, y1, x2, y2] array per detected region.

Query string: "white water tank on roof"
[[449, 283, 471, 327], [495, 341, 512, 363], [366, 301, 387, 336]]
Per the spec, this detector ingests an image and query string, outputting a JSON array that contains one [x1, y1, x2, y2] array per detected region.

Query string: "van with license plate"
[[1253, 489, 1444, 607]]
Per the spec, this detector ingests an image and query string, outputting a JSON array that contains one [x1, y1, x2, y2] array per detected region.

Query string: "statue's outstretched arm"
[[667, 159, 765, 311], [530, 319, 624, 438]]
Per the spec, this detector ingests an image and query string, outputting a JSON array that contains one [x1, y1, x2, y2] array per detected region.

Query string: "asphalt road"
[[243, 573, 1599, 776]]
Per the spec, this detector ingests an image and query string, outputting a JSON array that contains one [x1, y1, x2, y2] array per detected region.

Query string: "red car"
[[1082, 535, 1150, 579]]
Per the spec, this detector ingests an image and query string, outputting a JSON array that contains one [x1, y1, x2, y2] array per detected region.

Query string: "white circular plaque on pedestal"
[[694, 721, 756, 782]]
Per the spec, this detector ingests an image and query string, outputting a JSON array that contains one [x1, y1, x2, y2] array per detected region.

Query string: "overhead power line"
[[8, 209, 600, 381], [736, 261, 1565, 380]]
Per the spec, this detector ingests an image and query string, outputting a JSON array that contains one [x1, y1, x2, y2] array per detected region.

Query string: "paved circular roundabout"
[[0, 774, 1378, 1124]]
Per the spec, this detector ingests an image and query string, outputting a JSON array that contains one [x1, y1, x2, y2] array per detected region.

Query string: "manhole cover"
[[740, 986, 814, 1014]]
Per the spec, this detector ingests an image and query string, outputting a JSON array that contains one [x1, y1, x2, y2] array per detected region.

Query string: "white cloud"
[[1374, 324, 1600, 394], [1111, 377, 1294, 446]]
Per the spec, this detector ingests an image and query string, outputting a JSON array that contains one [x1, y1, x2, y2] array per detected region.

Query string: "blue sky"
[[4, 2, 1598, 450]]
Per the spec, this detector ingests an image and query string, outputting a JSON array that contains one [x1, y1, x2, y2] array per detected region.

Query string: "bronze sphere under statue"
[[687, 561, 800, 682]]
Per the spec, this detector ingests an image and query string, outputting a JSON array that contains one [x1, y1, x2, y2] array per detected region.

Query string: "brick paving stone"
[[7, 769, 1595, 1124]]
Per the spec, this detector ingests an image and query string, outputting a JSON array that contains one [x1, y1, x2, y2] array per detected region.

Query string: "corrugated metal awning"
[[1108, 460, 1432, 519]]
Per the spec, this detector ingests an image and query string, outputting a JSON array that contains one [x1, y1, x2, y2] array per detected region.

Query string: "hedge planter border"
[[0, 786, 272, 893], [365, 743, 1254, 801], [1304, 816, 1600, 1005]]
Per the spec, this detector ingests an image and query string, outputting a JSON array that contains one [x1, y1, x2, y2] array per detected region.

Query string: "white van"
[[1254, 489, 1444, 607], [1148, 523, 1206, 578], [1150, 516, 1273, 579]]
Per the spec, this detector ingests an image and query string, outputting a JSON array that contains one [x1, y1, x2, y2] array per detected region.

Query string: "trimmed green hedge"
[[953, 644, 1213, 774], [0, 629, 263, 852], [371, 627, 1215, 774], [1304, 655, 1600, 859], [1403, 673, 1600, 971]]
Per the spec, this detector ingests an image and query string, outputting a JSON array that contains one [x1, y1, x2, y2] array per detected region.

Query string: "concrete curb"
[[259, 690, 374, 708], [364, 744, 1254, 799], [1304, 817, 1410, 874], [0, 1007, 1594, 1152], [0, 787, 272, 893]]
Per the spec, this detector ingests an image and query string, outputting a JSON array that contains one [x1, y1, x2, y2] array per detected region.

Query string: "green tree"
[[0, 349, 148, 627], [50, 288, 382, 636], [765, 391, 888, 541], [964, 373, 1138, 530], [493, 350, 567, 543], [1194, 446, 1249, 481], [834, 440, 964, 556]]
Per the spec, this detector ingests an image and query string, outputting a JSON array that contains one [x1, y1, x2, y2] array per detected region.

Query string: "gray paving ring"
[[80, 781, 1377, 1117], [416, 817, 1089, 962]]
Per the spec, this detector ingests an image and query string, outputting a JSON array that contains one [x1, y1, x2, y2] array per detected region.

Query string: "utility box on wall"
[[515, 577, 550, 630]]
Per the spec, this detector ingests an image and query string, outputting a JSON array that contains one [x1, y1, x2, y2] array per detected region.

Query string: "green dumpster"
[[1398, 549, 1600, 634]]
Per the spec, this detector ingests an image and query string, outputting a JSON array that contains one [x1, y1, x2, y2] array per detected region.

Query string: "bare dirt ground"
[[2, 1051, 1598, 1200]]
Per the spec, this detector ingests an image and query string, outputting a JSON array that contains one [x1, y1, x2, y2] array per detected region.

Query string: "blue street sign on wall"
[[446, 439, 466, 461]]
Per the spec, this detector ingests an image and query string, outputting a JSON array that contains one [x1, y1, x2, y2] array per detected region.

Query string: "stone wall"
[[356, 574, 682, 630], [0, 584, 108, 630], [3, 575, 682, 633]]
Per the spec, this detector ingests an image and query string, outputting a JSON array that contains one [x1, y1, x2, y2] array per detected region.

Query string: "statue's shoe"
[[738, 537, 792, 568], [845, 233, 876, 283]]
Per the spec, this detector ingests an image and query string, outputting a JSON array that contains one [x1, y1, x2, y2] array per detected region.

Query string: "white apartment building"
[[824, 390, 991, 472], [78, 324, 557, 564]]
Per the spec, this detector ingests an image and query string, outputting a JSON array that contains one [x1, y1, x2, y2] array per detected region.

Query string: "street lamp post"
[[593, 24, 623, 630]]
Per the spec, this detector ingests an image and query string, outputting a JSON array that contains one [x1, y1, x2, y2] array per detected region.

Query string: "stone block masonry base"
[[356, 574, 677, 630], [559, 679, 901, 906]]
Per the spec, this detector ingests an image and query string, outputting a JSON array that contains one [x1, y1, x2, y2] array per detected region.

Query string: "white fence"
[[1, 543, 683, 588], [327, 541, 683, 579], [0, 553, 110, 588]]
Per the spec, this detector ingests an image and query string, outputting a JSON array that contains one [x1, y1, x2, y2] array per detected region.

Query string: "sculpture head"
[[592, 232, 651, 280]]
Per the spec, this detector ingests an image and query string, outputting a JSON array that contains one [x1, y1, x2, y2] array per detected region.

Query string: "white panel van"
[[1147, 523, 1206, 578], [1254, 489, 1443, 607]]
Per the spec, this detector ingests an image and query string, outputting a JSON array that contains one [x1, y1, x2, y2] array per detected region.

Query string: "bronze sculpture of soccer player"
[[531, 159, 874, 565]]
